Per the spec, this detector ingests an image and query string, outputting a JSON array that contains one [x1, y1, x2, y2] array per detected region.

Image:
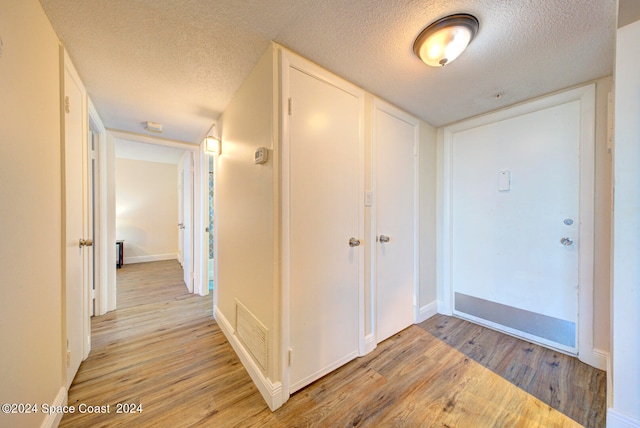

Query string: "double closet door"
[[284, 53, 419, 393]]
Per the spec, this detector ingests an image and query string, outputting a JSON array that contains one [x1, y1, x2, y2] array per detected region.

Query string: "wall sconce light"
[[413, 14, 479, 67], [204, 136, 221, 154]]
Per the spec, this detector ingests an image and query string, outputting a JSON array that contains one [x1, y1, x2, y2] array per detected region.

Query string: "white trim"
[[590, 348, 609, 373], [607, 409, 640, 428], [40, 387, 67, 428], [88, 98, 108, 316], [418, 301, 438, 323], [279, 46, 366, 400], [108, 128, 196, 149], [363, 333, 377, 355], [123, 253, 178, 265], [215, 306, 283, 411], [439, 84, 597, 365]]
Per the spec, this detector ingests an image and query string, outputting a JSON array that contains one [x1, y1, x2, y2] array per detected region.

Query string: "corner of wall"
[[214, 306, 284, 411]]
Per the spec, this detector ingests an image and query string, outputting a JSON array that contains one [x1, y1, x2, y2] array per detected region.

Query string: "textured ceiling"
[[39, 0, 616, 144]]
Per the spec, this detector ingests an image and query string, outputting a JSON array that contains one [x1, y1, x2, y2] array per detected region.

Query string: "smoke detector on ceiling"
[[144, 121, 163, 133]]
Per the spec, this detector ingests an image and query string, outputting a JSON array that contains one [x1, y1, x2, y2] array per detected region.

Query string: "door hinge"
[[288, 348, 292, 366], [64, 96, 71, 113], [288, 97, 292, 116]]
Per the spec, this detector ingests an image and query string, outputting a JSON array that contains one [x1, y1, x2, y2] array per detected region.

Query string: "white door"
[[286, 63, 364, 393], [450, 99, 584, 353], [64, 57, 90, 388], [178, 164, 184, 266], [182, 152, 193, 292], [373, 100, 418, 344]]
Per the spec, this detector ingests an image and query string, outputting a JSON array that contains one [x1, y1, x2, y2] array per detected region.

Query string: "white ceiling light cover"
[[414, 14, 479, 67]]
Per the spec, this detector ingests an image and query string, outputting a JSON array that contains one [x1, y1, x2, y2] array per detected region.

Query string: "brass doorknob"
[[79, 238, 93, 247]]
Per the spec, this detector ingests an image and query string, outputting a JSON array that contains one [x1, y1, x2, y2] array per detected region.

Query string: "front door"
[[449, 96, 588, 354]]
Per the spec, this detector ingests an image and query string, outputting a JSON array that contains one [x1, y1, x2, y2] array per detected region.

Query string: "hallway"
[[61, 260, 604, 427], [61, 260, 259, 427]]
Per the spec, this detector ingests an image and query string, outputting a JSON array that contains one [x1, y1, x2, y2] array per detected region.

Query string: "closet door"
[[373, 100, 418, 343], [285, 60, 364, 393]]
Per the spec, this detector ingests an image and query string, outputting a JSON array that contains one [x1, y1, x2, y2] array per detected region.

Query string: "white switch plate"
[[498, 171, 511, 191], [365, 191, 372, 206]]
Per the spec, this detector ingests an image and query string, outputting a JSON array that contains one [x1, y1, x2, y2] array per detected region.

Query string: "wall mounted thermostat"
[[254, 147, 269, 164]]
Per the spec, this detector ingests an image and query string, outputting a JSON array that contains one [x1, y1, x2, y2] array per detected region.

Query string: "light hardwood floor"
[[61, 260, 605, 427]]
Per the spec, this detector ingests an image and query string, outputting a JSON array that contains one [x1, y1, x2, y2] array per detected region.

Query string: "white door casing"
[[281, 52, 365, 396], [64, 51, 91, 387], [373, 99, 419, 344], [182, 151, 194, 293], [440, 84, 596, 364]]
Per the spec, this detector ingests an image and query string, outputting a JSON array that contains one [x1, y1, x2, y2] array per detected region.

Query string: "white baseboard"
[[417, 301, 438, 323], [214, 306, 283, 411], [124, 253, 177, 265], [607, 408, 640, 428], [363, 333, 376, 355], [437, 299, 453, 316], [40, 387, 67, 428], [580, 347, 608, 372]]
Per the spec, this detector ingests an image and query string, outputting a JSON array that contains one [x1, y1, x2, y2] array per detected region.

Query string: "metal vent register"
[[235, 300, 268, 372]]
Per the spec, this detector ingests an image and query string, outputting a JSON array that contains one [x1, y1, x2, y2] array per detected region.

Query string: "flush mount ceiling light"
[[413, 13, 479, 67], [144, 121, 163, 133]]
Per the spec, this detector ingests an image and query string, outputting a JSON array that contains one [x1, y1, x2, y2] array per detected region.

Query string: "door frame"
[[371, 98, 420, 344], [438, 84, 599, 367], [280, 49, 366, 402], [107, 130, 208, 297], [88, 100, 107, 316], [180, 150, 195, 293]]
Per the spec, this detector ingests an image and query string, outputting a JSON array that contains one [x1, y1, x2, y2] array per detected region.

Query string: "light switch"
[[498, 171, 511, 191]]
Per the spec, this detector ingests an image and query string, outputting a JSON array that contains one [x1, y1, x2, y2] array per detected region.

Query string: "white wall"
[[116, 158, 179, 263], [592, 76, 613, 354], [608, 17, 640, 427], [0, 0, 66, 426], [419, 120, 438, 315], [216, 45, 278, 384]]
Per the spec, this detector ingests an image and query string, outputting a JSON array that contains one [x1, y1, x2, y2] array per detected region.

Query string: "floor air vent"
[[235, 300, 268, 372]]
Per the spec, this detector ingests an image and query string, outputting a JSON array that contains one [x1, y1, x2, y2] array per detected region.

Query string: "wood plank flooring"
[[61, 260, 605, 427]]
